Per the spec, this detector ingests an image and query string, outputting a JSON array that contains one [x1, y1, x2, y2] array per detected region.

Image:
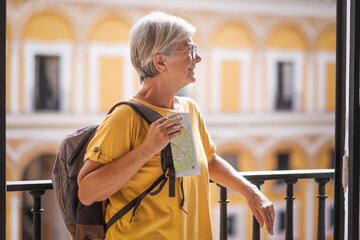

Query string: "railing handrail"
[[6, 179, 53, 192], [241, 169, 335, 181], [5, 169, 336, 240], [6, 169, 335, 192]]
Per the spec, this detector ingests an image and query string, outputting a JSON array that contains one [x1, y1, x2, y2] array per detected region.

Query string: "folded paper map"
[[168, 112, 200, 178]]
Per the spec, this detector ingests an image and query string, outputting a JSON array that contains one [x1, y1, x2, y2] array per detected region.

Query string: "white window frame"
[[269, 201, 300, 240], [325, 198, 334, 238], [316, 51, 336, 112], [23, 41, 72, 113], [266, 50, 304, 112], [210, 48, 251, 112], [212, 204, 247, 240], [88, 43, 133, 113]]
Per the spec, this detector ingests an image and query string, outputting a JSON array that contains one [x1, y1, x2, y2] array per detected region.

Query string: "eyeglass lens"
[[192, 45, 197, 59]]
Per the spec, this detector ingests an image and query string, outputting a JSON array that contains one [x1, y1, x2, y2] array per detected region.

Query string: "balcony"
[[6, 169, 334, 240]]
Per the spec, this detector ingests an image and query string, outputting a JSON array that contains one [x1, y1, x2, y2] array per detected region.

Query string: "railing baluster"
[[5, 170, 334, 240], [251, 180, 265, 240], [284, 179, 297, 240], [218, 184, 229, 240], [315, 178, 330, 240], [29, 190, 46, 240]]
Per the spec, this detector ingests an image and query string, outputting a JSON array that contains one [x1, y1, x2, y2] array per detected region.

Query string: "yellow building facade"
[[6, 0, 336, 239]]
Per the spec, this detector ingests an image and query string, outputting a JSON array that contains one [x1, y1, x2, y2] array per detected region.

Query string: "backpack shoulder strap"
[[104, 100, 175, 232], [107, 100, 162, 124]]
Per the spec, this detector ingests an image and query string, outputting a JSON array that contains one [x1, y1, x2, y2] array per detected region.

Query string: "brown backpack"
[[51, 101, 175, 239]]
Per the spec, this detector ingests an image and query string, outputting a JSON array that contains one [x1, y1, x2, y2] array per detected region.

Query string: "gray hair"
[[129, 12, 196, 83]]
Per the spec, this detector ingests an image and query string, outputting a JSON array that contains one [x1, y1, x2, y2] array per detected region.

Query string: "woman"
[[78, 12, 275, 239]]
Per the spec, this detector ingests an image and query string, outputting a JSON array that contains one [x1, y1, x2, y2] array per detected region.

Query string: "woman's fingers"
[[260, 204, 275, 235], [144, 116, 184, 154], [248, 192, 275, 235], [153, 115, 184, 138]]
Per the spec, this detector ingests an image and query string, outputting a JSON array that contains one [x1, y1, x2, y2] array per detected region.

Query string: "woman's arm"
[[208, 154, 275, 235], [77, 115, 184, 206]]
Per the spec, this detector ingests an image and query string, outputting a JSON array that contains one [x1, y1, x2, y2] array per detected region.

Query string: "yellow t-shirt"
[[85, 97, 216, 240]]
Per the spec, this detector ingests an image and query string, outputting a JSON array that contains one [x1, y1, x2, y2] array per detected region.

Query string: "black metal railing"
[[217, 169, 335, 240], [6, 169, 334, 240]]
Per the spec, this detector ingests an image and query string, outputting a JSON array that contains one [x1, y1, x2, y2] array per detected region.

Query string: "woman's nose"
[[194, 53, 202, 63]]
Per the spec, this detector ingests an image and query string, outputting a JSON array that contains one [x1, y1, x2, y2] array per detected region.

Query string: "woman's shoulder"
[[177, 96, 198, 107], [103, 102, 139, 125], [177, 96, 200, 112]]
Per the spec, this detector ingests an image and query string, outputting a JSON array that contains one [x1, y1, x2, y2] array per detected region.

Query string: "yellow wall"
[[88, 17, 130, 43], [22, 13, 73, 40], [210, 23, 253, 111], [100, 57, 123, 111], [211, 23, 253, 48], [217, 143, 256, 171], [266, 25, 306, 50], [316, 26, 336, 51], [221, 61, 240, 111], [326, 63, 336, 111]]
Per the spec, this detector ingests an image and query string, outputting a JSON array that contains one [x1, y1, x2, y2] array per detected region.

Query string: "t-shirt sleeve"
[[84, 105, 137, 165]]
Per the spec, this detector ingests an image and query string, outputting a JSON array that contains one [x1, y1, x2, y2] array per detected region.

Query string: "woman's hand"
[[208, 154, 275, 235], [140, 115, 184, 158], [246, 185, 275, 235]]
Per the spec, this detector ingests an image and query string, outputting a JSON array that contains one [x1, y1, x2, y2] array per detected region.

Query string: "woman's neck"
[[133, 78, 180, 110]]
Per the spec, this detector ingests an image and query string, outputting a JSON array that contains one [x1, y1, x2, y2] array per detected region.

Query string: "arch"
[[17, 143, 59, 179], [315, 139, 335, 169], [265, 22, 307, 50], [22, 12, 73, 40], [210, 21, 254, 48], [216, 142, 256, 171], [264, 140, 309, 171], [21, 152, 68, 240], [316, 24, 336, 51], [88, 16, 131, 43]]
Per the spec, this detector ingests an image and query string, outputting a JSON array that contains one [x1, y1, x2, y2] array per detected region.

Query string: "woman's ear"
[[153, 54, 167, 73]]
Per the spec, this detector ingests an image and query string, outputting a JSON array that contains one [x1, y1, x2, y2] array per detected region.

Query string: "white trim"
[[57, 0, 336, 18], [212, 204, 247, 240], [316, 51, 336, 112], [306, 53, 315, 112], [10, 40, 20, 114], [210, 48, 251, 112], [6, 139, 62, 162], [88, 43, 131, 113], [10, 194, 21, 240], [195, 50, 208, 111], [23, 41, 72, 113], [325, 198, 334, 238], [75, 45, 85, 113], [270, 201, 300, 240], [254, 52, 264, 113], [305, 181, 316, 240], [266, 50, 304, 112]]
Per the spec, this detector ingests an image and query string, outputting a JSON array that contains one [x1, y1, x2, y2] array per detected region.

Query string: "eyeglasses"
[[173, 44, 198, 60]]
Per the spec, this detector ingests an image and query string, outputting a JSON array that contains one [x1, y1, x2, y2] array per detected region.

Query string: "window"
[[227, 214, 237, 236], [35, 55, 60, 111], [277, 153, 290, 170], [275, 62, 293, 110], [325, 202, 334, 237], [277, 209, 286, 233], [275, 152, 290, 185]]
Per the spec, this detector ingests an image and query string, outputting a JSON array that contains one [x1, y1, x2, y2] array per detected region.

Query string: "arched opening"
[[22, 153, 68, 240]]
